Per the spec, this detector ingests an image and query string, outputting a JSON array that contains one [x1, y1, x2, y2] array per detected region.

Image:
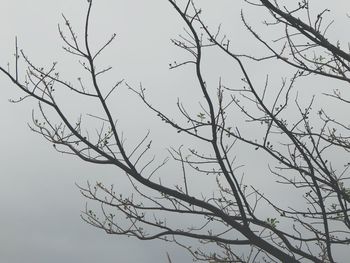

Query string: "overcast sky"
[[1, 1, 350, 263]]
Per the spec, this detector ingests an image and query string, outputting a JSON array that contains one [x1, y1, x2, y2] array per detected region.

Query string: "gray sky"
[[0, 1, 194, 262], [1, 1, 350, 262]]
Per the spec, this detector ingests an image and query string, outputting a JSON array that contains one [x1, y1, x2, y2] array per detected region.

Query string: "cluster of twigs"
[[1, 0, 350, 262]]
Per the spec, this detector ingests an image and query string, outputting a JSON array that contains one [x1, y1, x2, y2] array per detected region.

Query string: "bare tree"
[[1, 0, 350, 262]]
